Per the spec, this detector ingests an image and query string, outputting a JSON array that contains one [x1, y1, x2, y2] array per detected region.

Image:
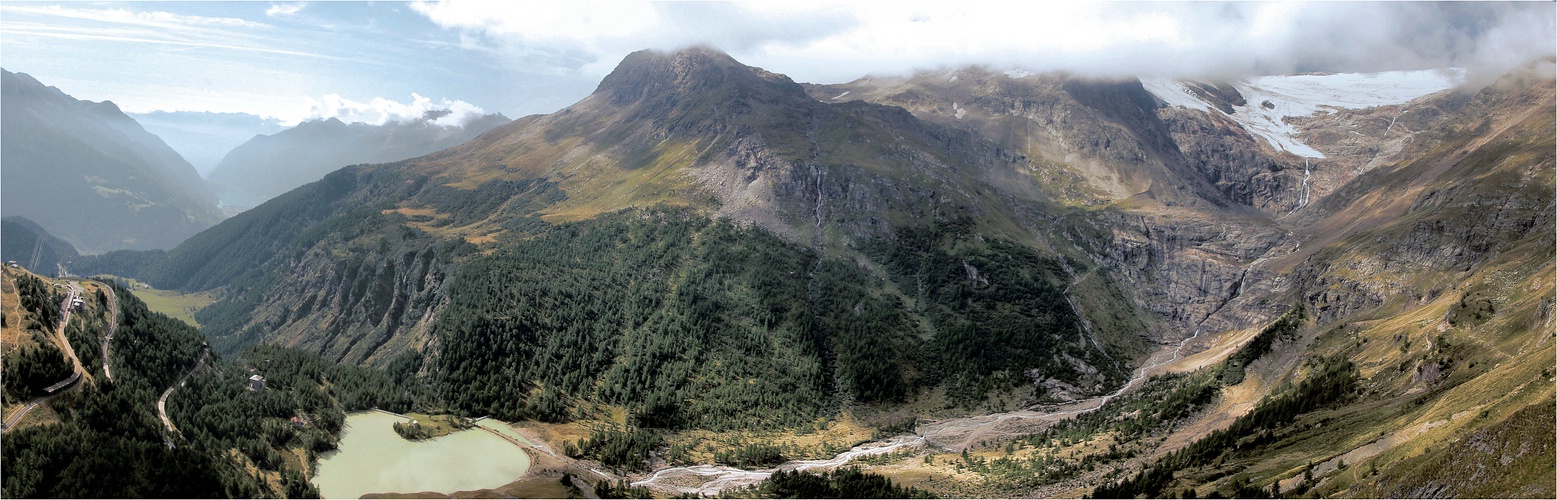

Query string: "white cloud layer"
[[409, 1, 1556, 86], [1, 4, 269, 29], [265, 3, 307, 18], [295, 93, 488, 127], [5, 2, 1550, 125]]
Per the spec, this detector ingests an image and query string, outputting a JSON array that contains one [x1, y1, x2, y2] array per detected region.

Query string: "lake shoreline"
[[311, 410, 535, 498]]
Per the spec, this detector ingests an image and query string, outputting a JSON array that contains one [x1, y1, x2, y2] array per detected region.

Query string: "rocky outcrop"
[[1159, 108, 1303, 213], [266, 243, 447, 366], [1282, 89, 1473, 208], [1072, 209, 1289, 337]]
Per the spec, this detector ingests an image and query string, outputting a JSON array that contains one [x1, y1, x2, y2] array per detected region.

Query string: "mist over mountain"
[[0, 69, 224, 254], [128, 111, 286, 177], [204, 111, 511, 208]]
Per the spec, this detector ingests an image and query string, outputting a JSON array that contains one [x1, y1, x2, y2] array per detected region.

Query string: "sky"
[[2, 1, 1552, 126]]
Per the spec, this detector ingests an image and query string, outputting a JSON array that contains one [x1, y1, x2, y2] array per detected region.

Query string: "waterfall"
[[1295, 159, 1312, 211]]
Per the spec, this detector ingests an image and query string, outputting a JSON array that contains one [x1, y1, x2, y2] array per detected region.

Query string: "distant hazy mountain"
[[129, 111, 286, 177], [205, 111, 510, 207], [0, 69, 224, 254], [0, 216, 79, 272]]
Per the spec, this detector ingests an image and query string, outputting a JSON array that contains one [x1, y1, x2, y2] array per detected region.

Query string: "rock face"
[[1284, 89, 1475, 207], [806, 67, 1314, 339], [63, 48, 1556, 495], [1, 69, 224, 253], [44, 46, 1557, 498], [400, 48, 1042, 250], [805, 68, 1308, 213]]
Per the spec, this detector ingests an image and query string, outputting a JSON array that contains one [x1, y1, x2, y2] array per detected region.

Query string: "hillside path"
[[3, 281, 86, 433], [158, 348, 209, 437], [100, 285, 119, 381]]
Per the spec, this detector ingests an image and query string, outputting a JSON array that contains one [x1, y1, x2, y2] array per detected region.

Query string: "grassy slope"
[[1186, 76, 1556, 497]]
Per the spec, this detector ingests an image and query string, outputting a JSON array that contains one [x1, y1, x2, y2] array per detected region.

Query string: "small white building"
[[248, 374, 266, 391]]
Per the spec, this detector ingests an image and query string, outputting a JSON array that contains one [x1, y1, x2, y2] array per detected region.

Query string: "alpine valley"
[[4, 47, 1552, 499]]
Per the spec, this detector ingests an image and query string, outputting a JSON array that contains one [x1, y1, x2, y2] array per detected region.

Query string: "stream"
[[630, 329, 1212, 496]]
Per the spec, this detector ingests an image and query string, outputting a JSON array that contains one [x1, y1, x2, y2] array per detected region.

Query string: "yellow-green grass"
[[663, 412, 880, 465], [128, 287, 216, 328], [98, 275, 216, 328], [1182, 251, 1555, 497], [1, 268, 42, 356], [476, 420, 537, 446], [543, 140, 704, 223]]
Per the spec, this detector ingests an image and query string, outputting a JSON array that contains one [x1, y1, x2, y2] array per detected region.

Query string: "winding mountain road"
[[100, 285, 119, 382], [158, 348, 209, 437], [3, 281, 86, 434]]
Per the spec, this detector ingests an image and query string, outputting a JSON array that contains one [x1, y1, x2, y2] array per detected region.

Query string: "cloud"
[[266, 3, 307, 18], [408, 0, 854, 76], [0, 23, 342, 60], [0, 4, 269, 29], [408, 1, 1555, 85], [294, 93, 488, 127]]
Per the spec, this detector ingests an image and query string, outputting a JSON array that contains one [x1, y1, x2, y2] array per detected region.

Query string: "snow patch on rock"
[[1144, 69, 1465, 158]]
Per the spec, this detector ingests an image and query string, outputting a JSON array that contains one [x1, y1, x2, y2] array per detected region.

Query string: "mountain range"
[[1, 69, 225, 254], [205, 111, 511, 208], [128, 110, 287, 177], [28, 48, 1557, 497]]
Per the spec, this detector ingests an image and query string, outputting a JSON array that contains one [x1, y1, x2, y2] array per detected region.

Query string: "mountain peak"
[[594, 46, 804, 105]]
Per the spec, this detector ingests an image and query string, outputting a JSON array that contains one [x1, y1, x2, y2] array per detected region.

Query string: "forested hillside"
[[436, 208, 1122, 428], [2, 276, 413, 498]]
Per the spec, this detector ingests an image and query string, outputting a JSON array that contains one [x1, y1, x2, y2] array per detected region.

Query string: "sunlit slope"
[[1099, 71, 1555, 498], [399, 48, 1046, 246]]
